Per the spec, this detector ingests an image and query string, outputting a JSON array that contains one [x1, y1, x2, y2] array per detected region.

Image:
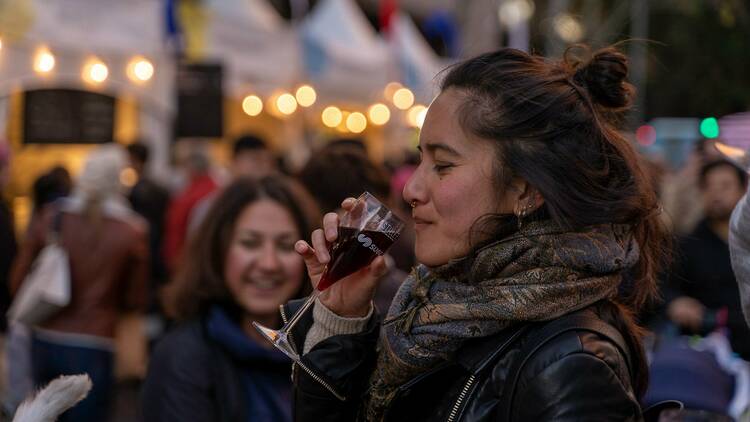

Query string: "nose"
[[257, 243, 282, 272], [402, 164, 426, 207]]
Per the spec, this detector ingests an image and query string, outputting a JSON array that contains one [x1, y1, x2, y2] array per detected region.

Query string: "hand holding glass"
[[253, 192, 404, 361]]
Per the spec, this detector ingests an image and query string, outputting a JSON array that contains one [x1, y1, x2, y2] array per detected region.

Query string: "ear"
[[510, 178, 545, 214]]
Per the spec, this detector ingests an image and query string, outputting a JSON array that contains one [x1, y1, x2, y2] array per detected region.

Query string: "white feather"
[[12, 374, 92, 422]]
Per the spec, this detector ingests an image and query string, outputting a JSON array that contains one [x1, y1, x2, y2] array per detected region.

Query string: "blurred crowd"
[[0, 132, 748, 420]]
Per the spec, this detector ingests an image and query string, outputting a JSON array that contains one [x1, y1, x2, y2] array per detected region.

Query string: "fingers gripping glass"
[[253, 192, 404, 361]]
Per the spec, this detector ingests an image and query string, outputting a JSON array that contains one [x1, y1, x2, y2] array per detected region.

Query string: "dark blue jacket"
[[142, 308, 292, 422]]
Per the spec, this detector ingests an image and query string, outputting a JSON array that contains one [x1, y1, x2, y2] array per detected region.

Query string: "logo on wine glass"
[[357, 234, 373, 247]]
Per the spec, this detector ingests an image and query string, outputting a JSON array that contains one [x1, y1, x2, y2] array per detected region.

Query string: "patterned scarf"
[[364, 220, 639, 421]]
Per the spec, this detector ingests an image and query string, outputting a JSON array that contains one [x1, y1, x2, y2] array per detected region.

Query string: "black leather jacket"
[[285, 300, 645, 422]]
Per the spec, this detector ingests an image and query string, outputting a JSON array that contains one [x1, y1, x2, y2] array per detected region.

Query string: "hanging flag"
[[379, 0, 398, 34], [178, 0, 208, 60], [164, 0, 183, 52], [422, 11, 459, 58]]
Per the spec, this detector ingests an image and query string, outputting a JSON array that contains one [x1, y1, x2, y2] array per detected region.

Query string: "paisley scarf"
[[365, 220, 639, 420]]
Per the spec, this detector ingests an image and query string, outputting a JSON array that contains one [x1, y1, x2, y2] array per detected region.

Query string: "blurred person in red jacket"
[[10, 144, 148, 422], [163, 148, 218, 272], [187, 134, 278, 234]]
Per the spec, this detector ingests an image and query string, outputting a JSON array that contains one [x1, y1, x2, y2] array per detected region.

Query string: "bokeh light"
[[498, 0, 535, 27], [346, 112, 367, 133], [242, 95, 263, 116], [33, 47, 55, 74], [82, 58, 108, 84], [322, 106, 343, 128], [276, 93, 298, 115], [368, 103, 391, 126], [407, 105, 428, 128], [384, 82, 403, 101], [553, 13, 584, 43], [700, 117, 720, 139], [393, 88, 415, 110], [635, 125, 657, 146], [295, 85, 317, 107], [127, 57, 154, 83]]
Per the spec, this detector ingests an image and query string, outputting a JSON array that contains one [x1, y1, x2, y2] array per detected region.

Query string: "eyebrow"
[[238, 229, 297, 238], [417, 142, 462, 157]]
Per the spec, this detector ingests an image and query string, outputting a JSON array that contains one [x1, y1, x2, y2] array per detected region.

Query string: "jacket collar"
[[455, 324, 531, 374]]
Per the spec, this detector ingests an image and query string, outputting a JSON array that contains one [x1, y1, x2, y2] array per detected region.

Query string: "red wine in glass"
[[253, 192, 404, 362], [317, 227, 398, 290]]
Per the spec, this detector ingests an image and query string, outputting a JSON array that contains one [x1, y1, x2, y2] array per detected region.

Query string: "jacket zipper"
[[280, 304, 347, 402], [446, 374, 476, 422]]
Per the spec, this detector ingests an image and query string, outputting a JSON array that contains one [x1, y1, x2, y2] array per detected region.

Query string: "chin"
[[242, 301, 281, 318], [415, 247, 450, 268]]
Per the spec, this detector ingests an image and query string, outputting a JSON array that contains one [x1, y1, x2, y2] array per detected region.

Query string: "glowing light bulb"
[[368, 103, 391, 126], [346, 112, 367, 133], [393, 88, 415, 110], [407, 104, 428, 128], [127, 56, 154, 83], [322, 106, 343, 128], [33, 47, 55, 73], [276, 93, 298, 115], [295, 85, 317, 107], [242, 95, 263, 116], [384, 82, 403, 101], [553, 13, 584, 43], [83, 58, 108, 84]]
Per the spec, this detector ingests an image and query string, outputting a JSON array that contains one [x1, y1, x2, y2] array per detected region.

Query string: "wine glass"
[[253, 192, 404, 361]]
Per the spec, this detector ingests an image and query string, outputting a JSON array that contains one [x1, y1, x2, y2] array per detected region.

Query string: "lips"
[[413, 215, 432, 230]]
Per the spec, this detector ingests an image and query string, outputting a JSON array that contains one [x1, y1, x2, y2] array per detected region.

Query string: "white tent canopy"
[[300, 0, 395, 104], [0, 0, 173, 178], [389, 12, 450, 104], [205, 0, 302, 97]]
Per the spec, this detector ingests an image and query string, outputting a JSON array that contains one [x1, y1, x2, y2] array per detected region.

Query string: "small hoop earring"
[[516, 202, 534, 230]]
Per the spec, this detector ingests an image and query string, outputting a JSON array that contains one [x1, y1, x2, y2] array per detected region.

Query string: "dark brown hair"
[[698, 159, 748, 190], [298, 147, 390, 213], [441, 45, 670, 397], [164, 176, 318, 321]]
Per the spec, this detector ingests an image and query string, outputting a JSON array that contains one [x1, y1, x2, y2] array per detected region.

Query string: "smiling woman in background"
[[141, 176, 317, 422]]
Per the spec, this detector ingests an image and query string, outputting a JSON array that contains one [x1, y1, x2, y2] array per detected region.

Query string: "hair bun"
[[571, 47, 634, 109]]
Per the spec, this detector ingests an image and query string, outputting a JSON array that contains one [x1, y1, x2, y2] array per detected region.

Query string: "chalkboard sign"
[[175, 62, 223, 138], [24, 89, 115, 144]]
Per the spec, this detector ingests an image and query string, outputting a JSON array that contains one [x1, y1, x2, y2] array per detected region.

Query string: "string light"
[[242, 95, 263, 116], [295, 85, 317, 107], [384, 82, 403, 101], [33, 47, 55, 74], [346, 112, 367, 133], [393, 88, 415, 110], [127, 56, 154, 83], [368, 103, 391, 126], [276, 93, 298, 115], [82, 58, 108, 84], [322, 106, 343, 128]]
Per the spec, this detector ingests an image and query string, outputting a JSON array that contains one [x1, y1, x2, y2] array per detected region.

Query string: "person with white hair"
[[730, 186, 750, 329], [10, 144, 149, 422]]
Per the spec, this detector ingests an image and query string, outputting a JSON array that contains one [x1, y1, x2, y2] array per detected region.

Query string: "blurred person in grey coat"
[[729, 184, 750, 329]]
